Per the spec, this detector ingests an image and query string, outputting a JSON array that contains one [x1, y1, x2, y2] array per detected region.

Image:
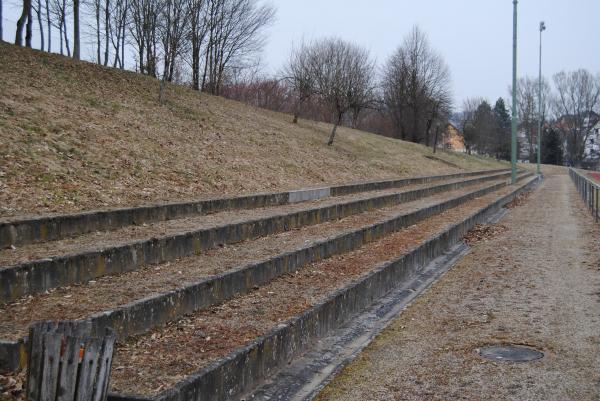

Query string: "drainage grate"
[[477, 345, 544, 362]]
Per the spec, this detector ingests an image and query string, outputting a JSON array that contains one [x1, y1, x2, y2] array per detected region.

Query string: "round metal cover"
[[477, 345, 544, 362]]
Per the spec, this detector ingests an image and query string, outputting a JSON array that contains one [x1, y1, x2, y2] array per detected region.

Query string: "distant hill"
[[0, 43, 506, 217]]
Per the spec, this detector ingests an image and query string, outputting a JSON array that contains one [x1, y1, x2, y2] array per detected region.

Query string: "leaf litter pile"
[[463, 224, 508, 246], [504, 190, 532, 209], [108, 182, 532, 397], [0, 371, 25, 401]]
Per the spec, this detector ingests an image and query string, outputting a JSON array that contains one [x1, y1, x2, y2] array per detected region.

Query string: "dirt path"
[[316, 170, 600, 401]]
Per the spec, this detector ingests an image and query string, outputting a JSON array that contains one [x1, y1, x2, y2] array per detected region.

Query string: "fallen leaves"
[[504, 191, 532, 209], [0, 371, 25, 401], [463, 224, 508, 246]]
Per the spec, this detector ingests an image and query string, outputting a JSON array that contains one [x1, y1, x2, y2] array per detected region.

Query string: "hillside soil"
[[0, 43, 505, 218], [316, 168, 600, 401]]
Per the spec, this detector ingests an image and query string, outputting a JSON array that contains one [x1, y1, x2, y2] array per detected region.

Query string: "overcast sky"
[[3, 0, 599, 107], [262, 0, 600, 106]]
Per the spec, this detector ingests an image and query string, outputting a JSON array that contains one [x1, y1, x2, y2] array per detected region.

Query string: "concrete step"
[[0, 173, 532, 373], [0, 169, 509, 248], [103, 174, 540, 400], [0, 171, 515, 304]]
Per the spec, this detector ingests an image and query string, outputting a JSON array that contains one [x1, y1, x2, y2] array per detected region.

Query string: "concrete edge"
[[107, 175, 540, 401], [0, 169, 510, 248], [0, 171, 515, 305]]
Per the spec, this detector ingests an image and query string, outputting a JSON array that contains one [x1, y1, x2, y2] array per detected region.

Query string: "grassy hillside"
[[0, 43, 506, 217]]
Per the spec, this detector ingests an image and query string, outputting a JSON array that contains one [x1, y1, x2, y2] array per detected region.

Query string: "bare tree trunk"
[[25, 0, 33, 46], [73, 0, 80, 59], [95, 0, 100, 62], [59, 17, 63, 54], [35, 0, 44, 49], [120, 0, 126, 69], [45, 0, 50, 50], [15, 0, 32, 46], [104, 0, 109, 65], [62, 0, 70, 56], [158, 76, 166, 105], [327, 112, 343, 146], [432, 124, 440, 153], [0, 0, 4, 42]]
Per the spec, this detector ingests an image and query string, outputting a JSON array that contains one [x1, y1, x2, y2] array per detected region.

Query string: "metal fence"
[[569, 168, 599, 222]]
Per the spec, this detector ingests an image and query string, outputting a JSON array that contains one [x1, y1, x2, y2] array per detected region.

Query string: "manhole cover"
[[477, 345, 544, 362]]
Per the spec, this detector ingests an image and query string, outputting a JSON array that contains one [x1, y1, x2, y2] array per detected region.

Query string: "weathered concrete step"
[[106, 174, 541, 401], [0, 171, 515, 304], [0, 169, 509, 248], [0, 173, 509, 268], [0, 172, 532, 373]]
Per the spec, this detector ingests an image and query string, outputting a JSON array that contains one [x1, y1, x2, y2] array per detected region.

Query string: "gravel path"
[[316, 169, 600, 401]]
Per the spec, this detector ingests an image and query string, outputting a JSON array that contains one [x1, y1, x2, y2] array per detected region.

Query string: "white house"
[[582, 119, 600, 167]]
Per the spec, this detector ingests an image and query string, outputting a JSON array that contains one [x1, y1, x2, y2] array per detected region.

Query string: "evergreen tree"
[[492, 98, 511, 160], [472, 100, 495, 154], [542, 127, 564, 166]]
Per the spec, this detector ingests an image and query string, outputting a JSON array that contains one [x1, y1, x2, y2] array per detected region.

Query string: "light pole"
[[511, 0, 518, 184], [537, 21, 546, 175]]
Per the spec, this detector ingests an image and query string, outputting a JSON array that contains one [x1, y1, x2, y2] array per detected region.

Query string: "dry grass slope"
[[0, 43, 506, 217]]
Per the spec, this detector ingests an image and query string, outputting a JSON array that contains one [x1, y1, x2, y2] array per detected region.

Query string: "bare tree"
[[553, 69, 600, 165], [108, 0, 128, 67], [160, 0, 189, 82], [201, 0, 275, 95], [15, 0, 33, 47], [94, 0, 101, 60], [129, 0, 160, 75], [292, 38, 375, 145], [187, 0, 208, 89], [49, 0, 70, 55], [103, 0, 109, 64], [511, 76, 550, 162], [32, 0, 44, 49], [157, 0, 191, 103], [382, 26, 452, 145], [285, 41, 316, 123], [45, 0, 51, 50]]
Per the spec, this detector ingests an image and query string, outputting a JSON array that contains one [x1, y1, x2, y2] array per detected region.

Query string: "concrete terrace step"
[[103, 174, 540, 401], [0, 169, 509, 248], [0, 170, 515, 304], [0, 172, 532, 373], [0, 172, 508, 267]]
